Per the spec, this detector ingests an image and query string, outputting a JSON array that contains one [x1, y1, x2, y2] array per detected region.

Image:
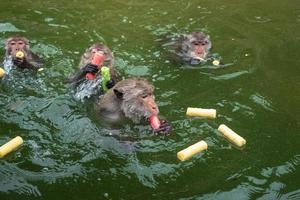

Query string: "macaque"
[[96, 78, 171, 135], [173, 32, 212, 65], [5, 36, 42, 69], [68, 43, 120, 92]]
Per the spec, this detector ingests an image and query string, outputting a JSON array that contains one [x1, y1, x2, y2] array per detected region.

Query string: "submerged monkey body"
[[5, 36, 42, 70], [168, 32, 212, 65], [97, 78, 157, 122], [97, 89, 123, 121]]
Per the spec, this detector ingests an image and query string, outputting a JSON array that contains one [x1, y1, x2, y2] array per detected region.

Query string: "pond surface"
[[0, 0, 300, 199]]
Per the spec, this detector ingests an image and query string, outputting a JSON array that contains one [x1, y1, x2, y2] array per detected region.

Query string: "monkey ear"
[[113, 88, 124, 99]]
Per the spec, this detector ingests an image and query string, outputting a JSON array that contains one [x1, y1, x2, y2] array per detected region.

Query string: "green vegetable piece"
[[101, 66, 111, 92]]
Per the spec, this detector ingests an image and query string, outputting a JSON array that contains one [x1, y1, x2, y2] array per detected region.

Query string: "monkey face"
[[89, 43, 109, 56], [190, 40, 210, 61], [181, 32, 211, 65], [6, 37, 29, 56], [90, 47, 105, 55], [123, 93, 159, 122], [140, 93, 159, 117]]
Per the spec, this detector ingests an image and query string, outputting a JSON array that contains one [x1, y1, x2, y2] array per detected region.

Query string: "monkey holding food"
[[171, 32, 212, 65], [68, 43, 120, 100], [4, 36, 42, 70], [96, 78, 172, 135]]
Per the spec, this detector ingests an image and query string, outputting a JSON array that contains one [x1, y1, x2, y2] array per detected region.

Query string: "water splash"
[[73, 76, 103, 101], [3, 56, 14, 74]]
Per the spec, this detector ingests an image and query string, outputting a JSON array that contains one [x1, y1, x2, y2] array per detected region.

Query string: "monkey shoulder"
[[24, 51, 43, 69], [97, 90, 121, 113]]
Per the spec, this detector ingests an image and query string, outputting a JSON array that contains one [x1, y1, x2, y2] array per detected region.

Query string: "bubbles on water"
[[247, 16, 272, 23], [122, 16, 128, 23], [44, 17, 53, 22], [48, 23, 69, 29], [33, 10, 43, 15]]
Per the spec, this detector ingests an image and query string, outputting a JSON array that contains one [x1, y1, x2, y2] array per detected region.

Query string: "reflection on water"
[[191, 154, 300, 200], [212, 70, 250, 80], [0, 22, 25, 33]]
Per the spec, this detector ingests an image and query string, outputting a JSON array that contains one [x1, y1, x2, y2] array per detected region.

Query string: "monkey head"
[[81, 43, 114, 68], [5, 36, 30, 57], [179, 32, 211, 65], [113, 78, 159, 123], [97, 78, 171, 135]]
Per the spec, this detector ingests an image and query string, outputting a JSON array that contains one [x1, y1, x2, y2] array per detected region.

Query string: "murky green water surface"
[[0, 0, 300, 199]]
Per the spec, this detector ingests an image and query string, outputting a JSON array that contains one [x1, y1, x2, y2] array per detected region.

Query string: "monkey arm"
[[83, 63, 99, 74], [15, 52, 43, 70], [109, 68, 121, 84], [66, 70, 87, 86], [67, 63, 101, 87], [26, 60, 43, 70], [12, 56, 24, 66]]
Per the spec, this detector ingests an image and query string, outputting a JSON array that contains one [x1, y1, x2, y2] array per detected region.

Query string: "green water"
[[0, 0, 300, 199]]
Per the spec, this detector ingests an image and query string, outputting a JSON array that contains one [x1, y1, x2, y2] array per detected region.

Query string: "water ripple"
[[250, 93, 275, 112], [0, 162, 41, 197], [0, 22, 25, 33]]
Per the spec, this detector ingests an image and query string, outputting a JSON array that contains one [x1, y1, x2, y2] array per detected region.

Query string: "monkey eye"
[[193, 41, 208, 46], [10, 42, 16, 45], [18, 42, 24, 45], [141, 94, 148, 98], [202, 41, 209, 45], [92, 49, 104, 54]]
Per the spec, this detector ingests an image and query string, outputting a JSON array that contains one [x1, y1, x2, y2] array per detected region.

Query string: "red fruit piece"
[[91, 53, 104, 65], [149, 115, 161, 129], [86, 53, 105, 80]]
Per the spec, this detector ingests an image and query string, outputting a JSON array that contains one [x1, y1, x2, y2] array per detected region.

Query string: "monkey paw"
[[153, 120, 172, 136], [12, 57, 24, 66], [83, 63, 99, 74], [106, 79, 115, 89]]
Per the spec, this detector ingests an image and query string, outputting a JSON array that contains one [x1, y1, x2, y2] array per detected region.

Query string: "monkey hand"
[[82, 63, 99, 74], [153, 120, 172, 136], [12, 56, 25, 66], [105, 79, 115, 89]]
